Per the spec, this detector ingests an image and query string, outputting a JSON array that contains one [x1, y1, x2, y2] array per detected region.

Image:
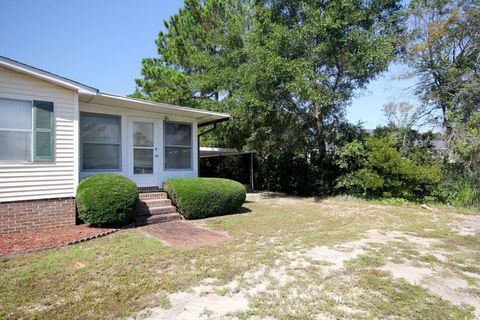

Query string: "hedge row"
[[165, 178, 246, 219]]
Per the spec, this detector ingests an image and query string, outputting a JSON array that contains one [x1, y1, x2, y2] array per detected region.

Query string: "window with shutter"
[[33, 101, 54, 161]]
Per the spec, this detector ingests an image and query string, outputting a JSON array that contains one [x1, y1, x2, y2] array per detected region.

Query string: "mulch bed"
[[140, 220, 232, 249], [0, 225, 118, 256]]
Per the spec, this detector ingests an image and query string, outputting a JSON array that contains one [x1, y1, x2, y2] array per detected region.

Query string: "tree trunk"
[[315, 107, 327, 161], [441, 103, 452, 136], [441, 102, 454, 163]]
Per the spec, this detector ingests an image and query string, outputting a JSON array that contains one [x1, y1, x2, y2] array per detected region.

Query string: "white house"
[[0, 56, 230, 233]]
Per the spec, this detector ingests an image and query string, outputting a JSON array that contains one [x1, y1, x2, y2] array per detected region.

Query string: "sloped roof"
[[0, 56, 230, 126]]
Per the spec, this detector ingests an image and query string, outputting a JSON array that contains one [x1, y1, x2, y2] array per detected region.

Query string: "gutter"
[[198, 116, 230, 129]]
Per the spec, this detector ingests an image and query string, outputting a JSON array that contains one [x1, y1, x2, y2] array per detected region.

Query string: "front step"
[[138, 199, 173, 211], [136, 188, 182, 226], [135, 213, 182, 226]]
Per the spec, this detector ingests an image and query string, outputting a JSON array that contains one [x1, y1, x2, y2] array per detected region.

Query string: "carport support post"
[[197, 135, 201, 175], [250, 152, 254, 191]]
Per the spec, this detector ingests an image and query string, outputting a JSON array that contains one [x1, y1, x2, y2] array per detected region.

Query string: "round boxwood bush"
[[165, 178, 246, 219], [76, 174, 139, 226]]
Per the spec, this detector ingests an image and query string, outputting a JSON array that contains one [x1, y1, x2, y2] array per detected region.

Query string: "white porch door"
[[128, 117, 160, 187]]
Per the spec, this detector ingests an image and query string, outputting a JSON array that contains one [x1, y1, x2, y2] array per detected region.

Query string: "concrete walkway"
[[139, 220, 232, 249]]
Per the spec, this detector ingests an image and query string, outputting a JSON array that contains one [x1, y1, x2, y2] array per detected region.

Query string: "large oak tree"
[[134, 0, 402, 161]]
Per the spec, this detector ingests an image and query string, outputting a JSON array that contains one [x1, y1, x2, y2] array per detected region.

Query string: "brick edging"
[[0, 228, 119, 258]]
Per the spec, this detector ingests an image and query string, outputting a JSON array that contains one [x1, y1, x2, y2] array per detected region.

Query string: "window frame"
[[33, 100, 55, 162], [132, 120, 154, 175], [163, 121, 193, 171], [0, 97, 34, 163], [80, 112, 122, 172]]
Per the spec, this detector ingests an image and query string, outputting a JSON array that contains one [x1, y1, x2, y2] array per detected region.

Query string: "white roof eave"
[[94, 92, 230, 125]]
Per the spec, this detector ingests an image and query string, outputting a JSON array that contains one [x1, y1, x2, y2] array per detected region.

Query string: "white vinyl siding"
[[0, 66, 76, 202]]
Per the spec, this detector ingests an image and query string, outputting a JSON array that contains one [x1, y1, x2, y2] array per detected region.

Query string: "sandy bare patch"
[[137, 226, 479, 319], [138, 284, 249, 319], [382, 266, 480, 318], [137, 265, 297, 319], [380, 262, 434, 285], [295, 229, 440, 274], [290, 229, 480, 317], [451, 214, 480, 236]]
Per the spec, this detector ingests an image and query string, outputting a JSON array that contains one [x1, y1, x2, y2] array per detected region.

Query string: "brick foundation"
[[0, 197, 76, 234]]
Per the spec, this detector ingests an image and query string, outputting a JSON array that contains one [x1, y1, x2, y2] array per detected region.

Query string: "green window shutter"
[[33, 100, 54, 161]]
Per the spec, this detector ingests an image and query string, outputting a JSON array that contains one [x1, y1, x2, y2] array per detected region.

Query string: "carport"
[[199, 147, 256, 191]]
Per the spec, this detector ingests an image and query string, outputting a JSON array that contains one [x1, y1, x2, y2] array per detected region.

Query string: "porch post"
[[198, 135, 201, 175], [250, 152, 254, 191]]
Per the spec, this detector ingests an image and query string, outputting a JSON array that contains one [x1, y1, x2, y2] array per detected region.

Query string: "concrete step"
[[148, 205, 178, 215], [135, 213, 182, 226], [137, 205, 178, 216], [144, 198, 172, 206], [137, 199, 172, 213], [139, 192, 168, 200]]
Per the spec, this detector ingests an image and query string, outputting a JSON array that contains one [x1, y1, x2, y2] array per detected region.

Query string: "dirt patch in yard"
[[0, 225, 117, 256], [450, 213, 480, 236], [143, 225, 480, 319], [137, 283, 250, 320], [137, 265, 296, 319]]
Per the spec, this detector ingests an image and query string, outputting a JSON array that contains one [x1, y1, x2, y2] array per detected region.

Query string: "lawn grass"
[[1, 194, 479, 319]]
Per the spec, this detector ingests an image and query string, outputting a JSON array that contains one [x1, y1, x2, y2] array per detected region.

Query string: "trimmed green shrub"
[[165, 178, 246, 219], [76, 174, 139, 226]]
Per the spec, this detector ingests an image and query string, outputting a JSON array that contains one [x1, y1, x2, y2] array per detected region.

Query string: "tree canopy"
[[133, 0, 479, 206], [134, 0, 403, 159]]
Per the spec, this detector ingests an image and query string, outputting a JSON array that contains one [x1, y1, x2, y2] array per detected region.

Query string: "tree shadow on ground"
[[235, 206, 252, 214]]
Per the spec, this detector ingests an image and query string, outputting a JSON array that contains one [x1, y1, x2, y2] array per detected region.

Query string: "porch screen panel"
[[164, 122, 192, 170], [133, 121, 153, 174], [81, 113, 121, 170]]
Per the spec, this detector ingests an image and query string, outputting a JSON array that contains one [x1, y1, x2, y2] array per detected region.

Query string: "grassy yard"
[[1, 194, 480, 319]]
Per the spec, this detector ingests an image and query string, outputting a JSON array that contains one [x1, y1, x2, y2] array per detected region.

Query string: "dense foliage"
[[76, 174, 139, 226], [165, 178, 246, 219], [136, 0, 479, 207], [335, 134, 442, 200], [402, 0, 480, 207], [134, 0, 403, 160]]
